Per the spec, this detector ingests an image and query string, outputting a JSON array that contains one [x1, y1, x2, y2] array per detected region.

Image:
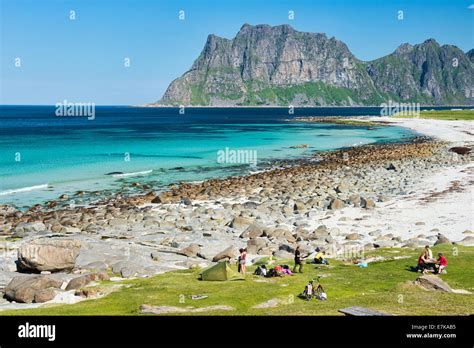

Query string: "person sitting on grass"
[[254, 265, 267, 276], [314, 250, 329, 265], [281, 264, 293, 275], [434, 253, 448, 274], [417, 252, 429, 273], [266, 266, 282, 278], [303, 280, 313, 300], [420, 246, 436, 273]]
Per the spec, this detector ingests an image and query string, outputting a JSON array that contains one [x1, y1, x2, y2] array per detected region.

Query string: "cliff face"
[[159, 24, 474, 106], [366, 40, 473, 105]]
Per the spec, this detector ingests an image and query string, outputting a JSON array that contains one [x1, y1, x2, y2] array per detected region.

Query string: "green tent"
[[200, 261, 245, 281]]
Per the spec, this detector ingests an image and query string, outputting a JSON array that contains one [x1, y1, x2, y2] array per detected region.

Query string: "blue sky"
[[1, 0, 473, 105]]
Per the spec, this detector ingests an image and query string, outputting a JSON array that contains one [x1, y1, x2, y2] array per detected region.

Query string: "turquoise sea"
[[0, 106, 424, 209]]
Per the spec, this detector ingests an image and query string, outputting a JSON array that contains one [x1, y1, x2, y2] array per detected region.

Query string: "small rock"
[[454, 236, 474, 246], [345, 233, 361, 241], [377, 195, 388, 202], [360, 197, 375, 209], [66, 272, 109, 290], [386, 163, 397, 171], [329, 198, 345, 210], [335, 182, 349, 193], [240, 223, 264, 239], [34, 288, 58, 303], [293, 201, 307, 212], [348, 194, 361, 207], [229, 216, 253, 230], [434, 234, 451, 245], [181, 196, 192, 205], [81, 261, 108, 271], [449, 146, 471, 155], [212, 246, 238, 262], [178, 244, 200, 258]]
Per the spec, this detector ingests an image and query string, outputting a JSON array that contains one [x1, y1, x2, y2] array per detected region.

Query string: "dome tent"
[[200, 261, 245, 281]]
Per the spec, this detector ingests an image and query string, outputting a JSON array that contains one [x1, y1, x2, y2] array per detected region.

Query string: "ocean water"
[[0, 106, 422, 208]]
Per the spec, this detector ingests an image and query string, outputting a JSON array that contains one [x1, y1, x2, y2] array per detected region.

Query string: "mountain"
[[467, 49, 474, 64], [366, 40, 473, 105], [157, 24, 474, 106]]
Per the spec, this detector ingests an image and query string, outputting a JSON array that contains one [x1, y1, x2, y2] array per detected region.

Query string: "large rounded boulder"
[[18, 238, 81, 272], [4, 275, 63, 303]]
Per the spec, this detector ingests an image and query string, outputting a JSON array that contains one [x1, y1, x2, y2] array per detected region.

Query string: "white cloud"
[[468, 4, 474, 9]]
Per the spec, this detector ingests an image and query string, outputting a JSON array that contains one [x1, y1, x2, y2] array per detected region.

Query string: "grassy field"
[[1, 245, 473, 316], [393, 109, 474, 120]]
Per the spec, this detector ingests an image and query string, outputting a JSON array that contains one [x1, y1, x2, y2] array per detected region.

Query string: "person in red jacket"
[[435, 252, 448, 274]]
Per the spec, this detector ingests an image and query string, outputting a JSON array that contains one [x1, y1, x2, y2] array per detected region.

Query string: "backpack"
[[266, 268, 276, 277], [266, 268, 282, 278], [316, 292, 327, 300], [254, 266, 263, 276]]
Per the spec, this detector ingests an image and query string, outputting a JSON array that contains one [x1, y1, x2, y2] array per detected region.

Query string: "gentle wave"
[[0, 184, 49, 196], [100, 153, 203, 159], [111, 170, 153, 178]]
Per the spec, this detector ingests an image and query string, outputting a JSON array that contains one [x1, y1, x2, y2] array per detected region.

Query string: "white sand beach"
[[366, 116, 473, 143], [331, 116, 474, 243]]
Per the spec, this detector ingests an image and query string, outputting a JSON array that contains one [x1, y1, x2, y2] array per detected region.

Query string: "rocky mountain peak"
[[158, 24, 473, 106], [467, 49, 474, 63], [394, 43, 414, 55], [422, 38, 440, 46]]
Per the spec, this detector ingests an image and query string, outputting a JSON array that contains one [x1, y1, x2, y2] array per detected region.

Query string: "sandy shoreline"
[[355, 117, 473, 241], [344, 116, 473, 241], [363, 116, 474, 144]]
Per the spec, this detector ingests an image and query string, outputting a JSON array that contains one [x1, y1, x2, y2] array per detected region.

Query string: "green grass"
[[1, 245, 473, 316], [190, 84, 208, 105], [251, 81, 385, 106], [393, 109, 474, 120]]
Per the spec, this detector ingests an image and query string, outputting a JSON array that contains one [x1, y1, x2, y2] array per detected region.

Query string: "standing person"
[[239, 248, 247, 275], [237, 249, 242, 273], [293, 246, 303, 273]]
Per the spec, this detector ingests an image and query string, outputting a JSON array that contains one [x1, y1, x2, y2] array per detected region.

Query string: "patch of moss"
[[393, 109, 474, 120]]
